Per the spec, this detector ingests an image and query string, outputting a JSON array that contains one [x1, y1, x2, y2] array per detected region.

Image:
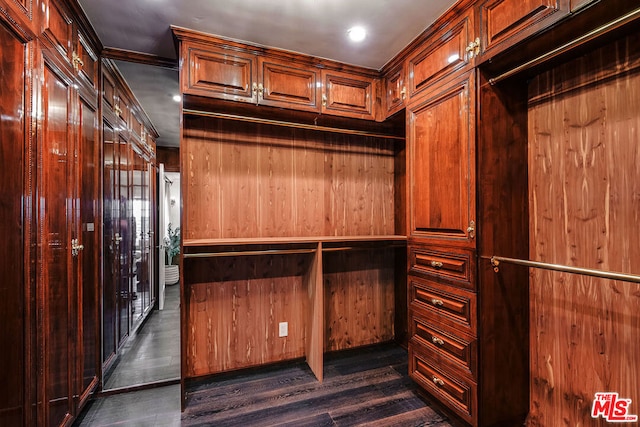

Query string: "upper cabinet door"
[[76, 31, 98, 91], [41, 0, 74, 65], [183, 41, 257, 103], [258, 57, 320, 112], [321, 69, 376, 120], [407, 8, 475, 101], [408, 71, 476, 247], [478, 0, 569, 59], [384, 63, 406, 118]]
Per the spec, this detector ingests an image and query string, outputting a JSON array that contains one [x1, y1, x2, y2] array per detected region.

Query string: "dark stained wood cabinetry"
[[321, 69, 377, 120], [407, 7, 476, 101], [408, 71, 476, 246], [383, 63, 406, 118], [477, 0, 568, 59], [176, 27, 381, 121], [0, 17, 34, 427]]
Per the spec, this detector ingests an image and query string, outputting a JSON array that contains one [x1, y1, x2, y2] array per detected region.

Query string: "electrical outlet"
[[278, 322, 288, 337]]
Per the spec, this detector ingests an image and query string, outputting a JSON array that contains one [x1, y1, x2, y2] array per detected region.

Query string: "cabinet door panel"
[[479, 0, 566, 56], [407, 12, 473, 99], [259, 58, 319, 112], [0, 22, 27, 427], [102, 120, 118, 369], [77, 32, 98, 90], [408, 72, 476, 245], [42, 55, 75, 427], [42, 0, 73, 63], [384, 64, 406, 118], [185, 44, 256, 102], [78, 95, 99, 402], [322, 70, 375, 120]]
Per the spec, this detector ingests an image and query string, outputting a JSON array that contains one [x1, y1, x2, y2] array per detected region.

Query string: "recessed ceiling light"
[[347, 26, 366, 42], [172, 94, 181, 102]]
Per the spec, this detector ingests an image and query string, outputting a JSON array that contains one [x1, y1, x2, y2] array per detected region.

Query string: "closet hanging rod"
[[322, 244, 406, 253], [183, 248, 317, 259], [489, 6, 640, 85], [182, 108, 406, 141], [489, 255, 640, 284]]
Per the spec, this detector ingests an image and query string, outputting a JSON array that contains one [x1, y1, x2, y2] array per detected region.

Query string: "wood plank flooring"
[[76, 343, 453, 426], [182, 343, 453, 426]]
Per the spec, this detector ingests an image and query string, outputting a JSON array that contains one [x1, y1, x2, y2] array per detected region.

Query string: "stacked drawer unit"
[[407, 245, 478, 424]]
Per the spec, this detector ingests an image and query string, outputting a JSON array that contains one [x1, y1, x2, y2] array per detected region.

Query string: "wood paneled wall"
[[184, 253, 312, 376], [182, 117, 399, 240], [527, 33, 640, 426], [323, 249, 396, 351]]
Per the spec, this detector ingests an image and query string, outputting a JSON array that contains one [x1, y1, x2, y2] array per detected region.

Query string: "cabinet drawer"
[[410, 317, 476, 378], [409, 277, 476, 335], [410, 347, 477, 424], [410, 246, 474, 289]]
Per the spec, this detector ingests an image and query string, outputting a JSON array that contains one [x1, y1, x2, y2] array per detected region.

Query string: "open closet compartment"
[[174, 26, 408, 395]]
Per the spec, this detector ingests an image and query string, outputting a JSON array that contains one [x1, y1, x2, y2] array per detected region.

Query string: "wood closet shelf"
[[183, 235, 407, 247]]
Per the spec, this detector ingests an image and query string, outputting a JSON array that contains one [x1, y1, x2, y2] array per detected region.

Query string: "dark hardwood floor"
[[182, 343, 453, 426], [78, 341, 453, 426]]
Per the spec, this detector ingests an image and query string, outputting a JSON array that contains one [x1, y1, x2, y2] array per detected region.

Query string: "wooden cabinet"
[[406, 58, 529, 426], [0, 17, 34, 427], [383, 63, 406, 118], [570, 0, 597, 11], [183, 39, 321, 111], [477, 0, 569, 59], [42, 0, 98, 93], [407, 70, 476, 247], [407, 8, 476, 101], [258, 57, 320, 112], [321, 69, 377, 120], [39, 40, 100, 427], [176, 28, 380, 120]]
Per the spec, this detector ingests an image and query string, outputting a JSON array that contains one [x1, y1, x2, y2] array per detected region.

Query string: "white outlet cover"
[[279, 322, 288, 337]]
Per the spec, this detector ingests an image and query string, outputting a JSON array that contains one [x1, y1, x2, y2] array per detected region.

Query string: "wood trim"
[[101, 46, 178, 70]]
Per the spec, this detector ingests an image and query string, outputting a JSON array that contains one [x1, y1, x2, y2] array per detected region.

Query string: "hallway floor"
[[77, 343, 454, 427], [103, 283, 180, 390]]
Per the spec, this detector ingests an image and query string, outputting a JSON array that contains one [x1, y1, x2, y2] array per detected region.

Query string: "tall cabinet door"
[[77, 93, 100, 406], [0, 20, 30, 427], [408, 70, 476, 248], [40, 51, 77, 427], [117, 137, 132, 347], [102, 119, 117, 369]]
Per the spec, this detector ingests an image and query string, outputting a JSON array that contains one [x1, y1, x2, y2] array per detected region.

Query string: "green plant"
[[164, 223, 180, 265]]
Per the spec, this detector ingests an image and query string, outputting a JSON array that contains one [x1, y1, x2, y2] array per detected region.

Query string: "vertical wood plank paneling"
[[185, 254, 310, 377], [183, 117, 396, 240], [528, 34, 640, 426], [323, 249, 396, 352]]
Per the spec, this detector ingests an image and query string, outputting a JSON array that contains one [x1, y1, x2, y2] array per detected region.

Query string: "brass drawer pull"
[[432, 336, 445, 346], [431, 298, 444, 306], [430, 260, 443, 269], [433, 376, 445, 386]]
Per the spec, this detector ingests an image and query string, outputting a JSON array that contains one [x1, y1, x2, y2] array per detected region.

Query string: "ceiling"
[[78, 0, 457, 147]]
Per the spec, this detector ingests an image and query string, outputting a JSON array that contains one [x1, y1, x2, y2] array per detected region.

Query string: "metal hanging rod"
[[182, 108, 406, 141], [489, 6, 640, 85], [490, 256, 640, 284], [322, 244, 406, 253], [183, 248, 317, 259]]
